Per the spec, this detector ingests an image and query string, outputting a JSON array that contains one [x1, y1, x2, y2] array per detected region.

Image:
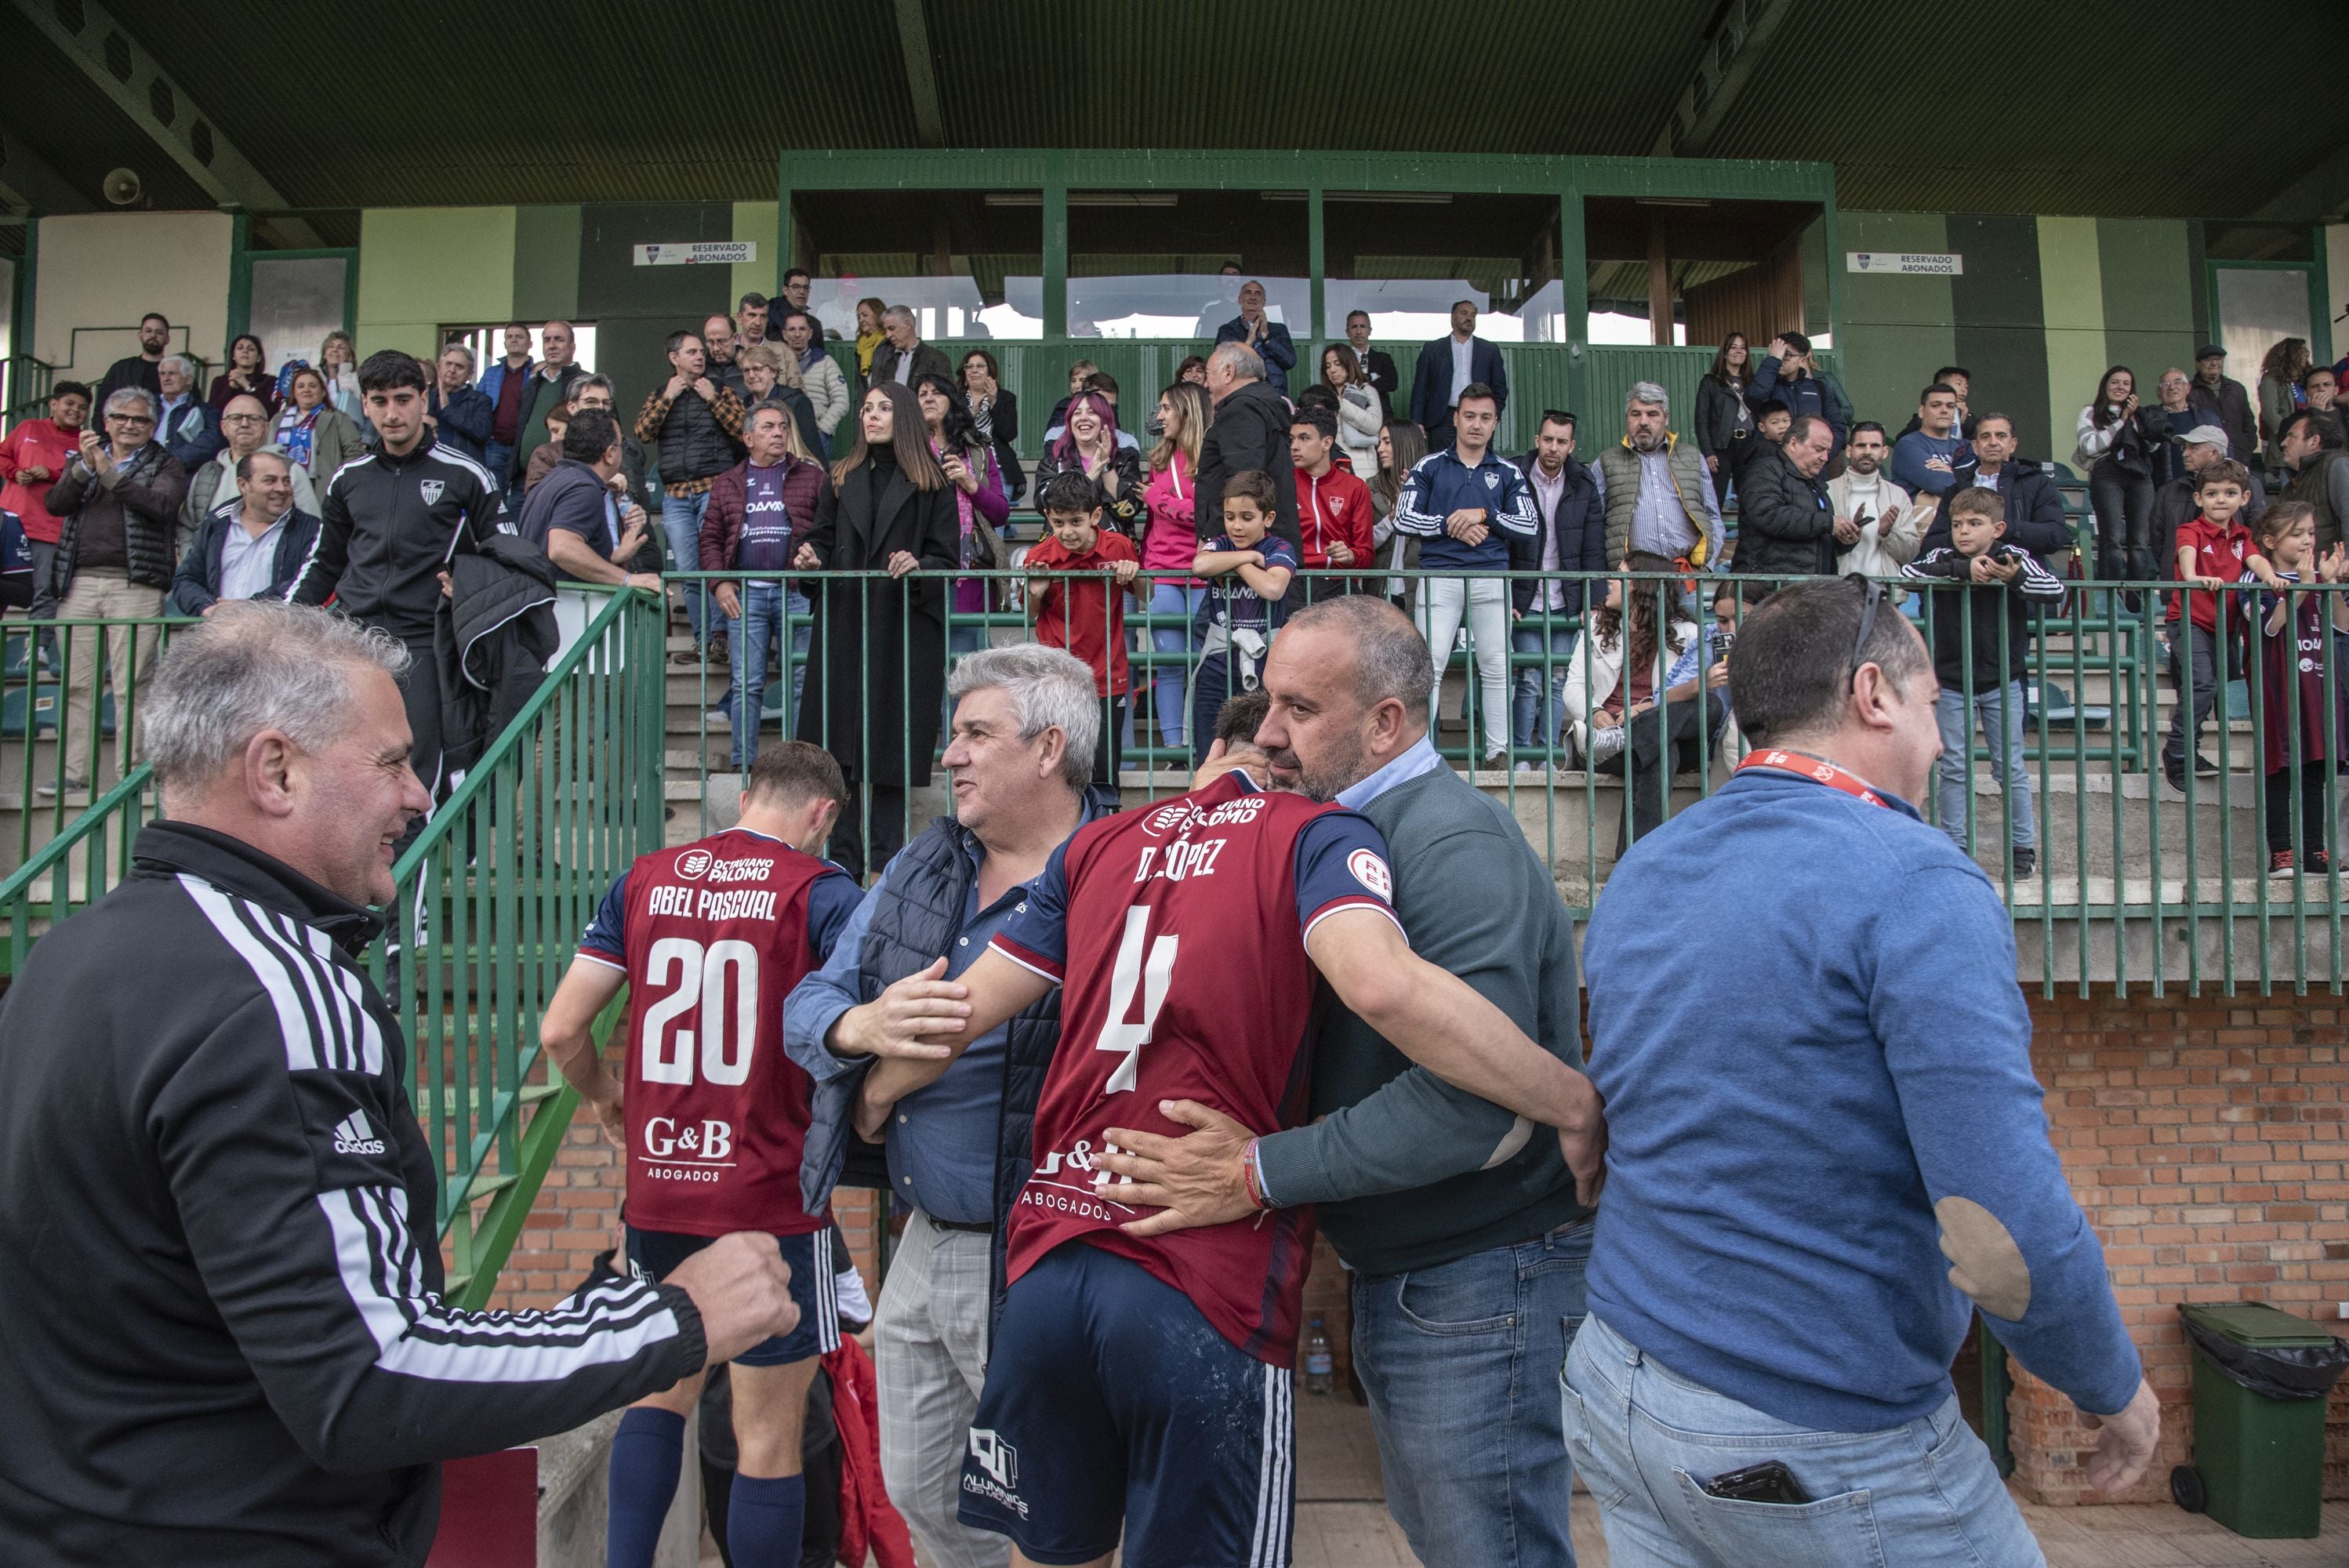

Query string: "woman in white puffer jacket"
[[1320, 343, 1385, 476]]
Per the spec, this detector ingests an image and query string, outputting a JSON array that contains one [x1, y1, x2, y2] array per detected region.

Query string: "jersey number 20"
[[639, 936, 758, 1087], [1095, 905, 1175, 1094]]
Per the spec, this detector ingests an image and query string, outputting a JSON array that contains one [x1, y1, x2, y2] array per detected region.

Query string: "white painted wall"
[[31, 211, 234, 377]]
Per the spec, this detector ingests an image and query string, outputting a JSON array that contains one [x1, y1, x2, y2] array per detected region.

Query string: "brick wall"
[[2006, 987, 2348, 1505]]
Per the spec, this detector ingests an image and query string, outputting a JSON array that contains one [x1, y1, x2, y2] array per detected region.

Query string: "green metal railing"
[[374, 587, 668, 1305], [0, 589, 669, 1307], [663, 561, 2349, 995]]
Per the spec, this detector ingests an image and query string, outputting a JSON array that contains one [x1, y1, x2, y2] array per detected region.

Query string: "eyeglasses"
[[107, 414, 154, 426], [1846, 573, 1885, 681]]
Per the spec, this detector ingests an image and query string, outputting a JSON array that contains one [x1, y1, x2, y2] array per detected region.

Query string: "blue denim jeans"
[[1933, 678, 2035, 851], [1145, 580, 1204, 749], [663, 490, 722, 643], [1512, 619, 1580, 753], [1563, 1312, 2042, 1568], [728, 585, 811, 768], [1350, 1219, 1592, 1568]]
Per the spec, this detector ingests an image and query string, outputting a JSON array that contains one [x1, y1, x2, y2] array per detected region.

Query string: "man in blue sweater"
[[1891, 380, 1978, 500], [1570, 575, 2158, 1566]]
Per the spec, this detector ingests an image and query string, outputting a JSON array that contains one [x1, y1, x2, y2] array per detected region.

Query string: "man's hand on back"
[[663, 1232, 797, 1367], [2081, 1377, 2161, 1493], [1098, 1100, 1261, 1237], [1556, 1072, 1607, 1207]]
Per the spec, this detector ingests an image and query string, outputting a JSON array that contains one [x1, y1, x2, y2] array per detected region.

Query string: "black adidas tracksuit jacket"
[[282, 430, 501, 642], [0, 823, 705, 1566]]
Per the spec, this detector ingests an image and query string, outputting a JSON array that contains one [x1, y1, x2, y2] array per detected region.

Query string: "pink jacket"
[[1142, 451, 1201, 583]]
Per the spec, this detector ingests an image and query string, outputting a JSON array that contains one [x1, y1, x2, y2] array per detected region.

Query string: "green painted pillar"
[[1044, 162, 1068, 339], [775, 187, 793, 297], [1560, 184, 1588, 417], [225, 212, 252, 349], [1307, 184, 1326, 379]]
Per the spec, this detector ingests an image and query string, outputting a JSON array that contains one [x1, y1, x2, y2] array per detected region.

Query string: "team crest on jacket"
[[419, 479, 445, 503], [1483, 470, 1500, 490]]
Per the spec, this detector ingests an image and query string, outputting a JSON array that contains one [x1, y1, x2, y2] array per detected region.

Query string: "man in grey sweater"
[[1103, 595, 1603, 1568]]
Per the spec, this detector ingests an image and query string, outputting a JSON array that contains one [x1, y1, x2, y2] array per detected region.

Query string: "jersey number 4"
[[639, 936, 758, 1087], [1095, 905, 1175, 1094]]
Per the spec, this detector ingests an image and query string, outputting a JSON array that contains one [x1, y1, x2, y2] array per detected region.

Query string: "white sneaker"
[[1588, 728, 1626, 765]]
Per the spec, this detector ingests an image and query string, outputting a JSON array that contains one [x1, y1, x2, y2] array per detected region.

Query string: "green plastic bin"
[[2173, 1302, 2341, 1538]]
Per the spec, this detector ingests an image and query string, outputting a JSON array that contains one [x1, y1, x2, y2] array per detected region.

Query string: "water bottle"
[[1304, 1317, 1334, 1395]]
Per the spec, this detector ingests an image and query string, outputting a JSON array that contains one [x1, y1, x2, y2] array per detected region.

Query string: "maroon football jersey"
[[583, 831, 839, 1236], [990, 769, 1400, 1363]]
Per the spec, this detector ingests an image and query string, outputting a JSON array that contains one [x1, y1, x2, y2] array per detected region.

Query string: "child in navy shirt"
[[1189, 470, 1295, 763]]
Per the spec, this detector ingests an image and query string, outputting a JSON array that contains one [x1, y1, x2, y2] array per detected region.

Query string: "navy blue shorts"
[[624, 1225, 838, 1367], [958, 1241, 1295, 1567]]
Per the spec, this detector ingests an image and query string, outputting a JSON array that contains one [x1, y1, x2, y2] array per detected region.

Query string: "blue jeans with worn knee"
[[1934, 679, 2035, 851], [1350, 1218, 1592, 1568], [663, 490, 721, 643], [728, 584, 811, 767], [1512, 619, 1580, 753], [1563, 1312, 2043, 1567]]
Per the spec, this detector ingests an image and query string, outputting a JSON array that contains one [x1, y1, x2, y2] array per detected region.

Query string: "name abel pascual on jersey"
[[644, 846, 783, 923]]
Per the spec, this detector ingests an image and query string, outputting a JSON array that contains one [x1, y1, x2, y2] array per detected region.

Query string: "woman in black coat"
[[960, 349, 1026, 503], [791, 379, 961, 879]]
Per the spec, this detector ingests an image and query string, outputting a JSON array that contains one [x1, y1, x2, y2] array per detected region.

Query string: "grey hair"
[[1283, 596, 1433, 727], [143, 602, 411, 793], [946, 644, 1099, 788], [1626, 381, 1669, 415], [1208, 340, 1263, 381], [439, 341, 476, 368], [881, 305, 915, 329], [162, 354, 199, 382], [104, 386, 157, 419]]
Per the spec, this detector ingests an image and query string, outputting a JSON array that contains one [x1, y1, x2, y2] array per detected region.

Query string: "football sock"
[[725, 1471, 806, 1566], [605, 1406, 686, 1568]]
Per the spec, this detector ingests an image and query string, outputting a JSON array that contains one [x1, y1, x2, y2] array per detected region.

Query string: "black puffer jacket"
[[45, 441, 188, 593], [636, 384, 746, 488], [1734, 441, 1838, 578], [434, 533, 557, 781]]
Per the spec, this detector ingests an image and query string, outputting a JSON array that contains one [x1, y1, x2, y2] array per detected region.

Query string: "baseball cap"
[[2195, 343, 2226, 360], [2179, 425, 2230, 452]]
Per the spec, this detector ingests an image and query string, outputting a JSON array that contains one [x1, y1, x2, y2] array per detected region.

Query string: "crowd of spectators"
[[8, 287, 2348, 871]]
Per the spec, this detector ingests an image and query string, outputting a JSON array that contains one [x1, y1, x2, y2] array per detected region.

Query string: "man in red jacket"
[[0, 380, 93, 626], [1290, 405, 1374, 603]]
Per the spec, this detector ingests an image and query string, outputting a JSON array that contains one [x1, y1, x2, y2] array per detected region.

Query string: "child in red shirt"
[[1287, 405, 1375, 603], [1026, 470, 1140, 788], [2164, 459, 2283, 793]]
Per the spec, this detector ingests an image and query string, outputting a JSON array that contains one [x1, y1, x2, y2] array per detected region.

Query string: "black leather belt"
[[927, 1216, 994, 1235]]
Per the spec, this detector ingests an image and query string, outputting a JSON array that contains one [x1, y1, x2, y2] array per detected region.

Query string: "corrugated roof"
[[1, 1, 2342, 220], [1699, 1, 2349, 219]]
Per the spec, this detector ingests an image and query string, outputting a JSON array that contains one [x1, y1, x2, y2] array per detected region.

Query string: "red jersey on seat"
[[989, 770, 1400, 1364], [579, 828, 861, 1236]]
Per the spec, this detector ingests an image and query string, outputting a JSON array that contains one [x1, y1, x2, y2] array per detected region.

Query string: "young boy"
[[1189, 469, 1296, 763], [2247, 500, 2349, 875], [1291, 405, 1376, 603], [1901, 485, 2066, 877], [1026, 470, 1141, 788], [2165, 459, 2285, 794]]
